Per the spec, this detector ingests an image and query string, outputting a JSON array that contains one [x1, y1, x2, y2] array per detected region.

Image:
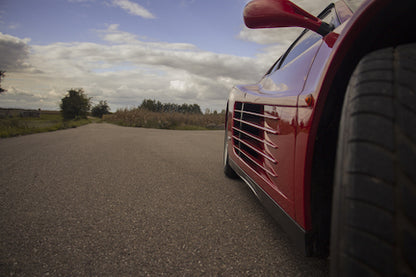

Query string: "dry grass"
[[104, 108, 225, 130]]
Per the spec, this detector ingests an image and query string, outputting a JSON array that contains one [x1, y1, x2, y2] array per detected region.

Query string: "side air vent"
[[232, 102, 279, 178]]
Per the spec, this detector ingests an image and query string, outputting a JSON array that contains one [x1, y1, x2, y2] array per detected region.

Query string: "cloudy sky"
[[0, 0, 331, 112]]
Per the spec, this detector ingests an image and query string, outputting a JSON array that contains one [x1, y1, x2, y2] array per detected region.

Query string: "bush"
[[91, 100, 110, 118], [60, 88, 91, 120]]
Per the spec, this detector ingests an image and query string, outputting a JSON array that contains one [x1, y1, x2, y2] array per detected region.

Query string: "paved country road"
[[0, 123, 328, 276]]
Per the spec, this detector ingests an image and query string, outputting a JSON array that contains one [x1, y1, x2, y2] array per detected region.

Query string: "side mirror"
[[243, 0, 333, 36]]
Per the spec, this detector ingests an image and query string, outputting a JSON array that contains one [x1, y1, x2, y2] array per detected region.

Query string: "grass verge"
[[0, 113, 92, 138]]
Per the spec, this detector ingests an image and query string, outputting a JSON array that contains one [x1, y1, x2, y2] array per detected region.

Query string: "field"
[[103, 108, 225, 130], [0, 107, 225, 138], [0, 109, 92, 138]]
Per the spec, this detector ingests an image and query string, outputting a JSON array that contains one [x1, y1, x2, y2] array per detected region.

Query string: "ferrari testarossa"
[[223, 0, 416, 275]]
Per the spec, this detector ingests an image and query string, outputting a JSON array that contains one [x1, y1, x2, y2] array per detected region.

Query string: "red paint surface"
[[227, 0, 387, 230]]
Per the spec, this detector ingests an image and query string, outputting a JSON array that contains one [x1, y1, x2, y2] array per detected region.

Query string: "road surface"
[[0, 123, 328, 276]]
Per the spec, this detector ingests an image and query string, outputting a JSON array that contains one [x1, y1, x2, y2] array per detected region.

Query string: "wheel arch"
[[307, 0, 416, 256]]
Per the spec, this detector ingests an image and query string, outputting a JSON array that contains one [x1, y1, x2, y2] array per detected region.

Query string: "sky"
[[0, 0, 332, 112]]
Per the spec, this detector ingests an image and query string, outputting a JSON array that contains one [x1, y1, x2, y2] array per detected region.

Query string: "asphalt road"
[[0, 123, 328, 276]]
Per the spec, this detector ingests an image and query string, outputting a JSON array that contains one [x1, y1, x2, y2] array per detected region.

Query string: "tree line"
[[139, 99, 202, 114], [2, 84, 204, 119], [60, 88, 110, 120], [60, 89, 204, 121]]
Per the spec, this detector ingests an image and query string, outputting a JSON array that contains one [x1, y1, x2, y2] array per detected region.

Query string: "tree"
[[91, 100, 111, 118], [139, 99, 202, 114], [0, 71, 6, 94], [60, 88, 91, 120], [190, 104, 202, 114], [140, 99, 157, 112]]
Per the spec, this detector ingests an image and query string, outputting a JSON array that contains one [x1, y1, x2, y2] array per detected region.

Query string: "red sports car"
[[223, 0, 416, 275]]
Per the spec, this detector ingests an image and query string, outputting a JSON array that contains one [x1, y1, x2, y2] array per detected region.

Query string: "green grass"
[[0, 113, 92, 138]]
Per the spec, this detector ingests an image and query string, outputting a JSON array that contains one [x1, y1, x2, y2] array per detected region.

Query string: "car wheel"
[[331, 44, 416, 276]]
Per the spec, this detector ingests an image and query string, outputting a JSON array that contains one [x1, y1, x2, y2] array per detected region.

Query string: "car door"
[[237, 4, 340, 220]]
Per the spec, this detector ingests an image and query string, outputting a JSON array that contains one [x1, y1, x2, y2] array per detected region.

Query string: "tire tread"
[[331, 43, 416, 276], [396, 44, 416, 275]]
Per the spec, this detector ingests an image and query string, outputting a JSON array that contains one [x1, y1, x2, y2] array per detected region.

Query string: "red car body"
[[224, 0, 416, 256]]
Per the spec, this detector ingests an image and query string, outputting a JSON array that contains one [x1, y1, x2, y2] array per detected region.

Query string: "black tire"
[[331, 44, 416, 276]]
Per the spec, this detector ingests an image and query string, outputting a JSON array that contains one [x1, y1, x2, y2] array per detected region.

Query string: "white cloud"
[[112, 0, 155, 19], [169, 80, 188, 92], [180, 0, 195, 7], [0, 33, 34, 72], [8, 23, 20, 30], [238, 26, 302, 45], [294, 0, 333, 14], [1, 29, 261, 112], [98, 24, 196, 51], [100, 25, 139, 44]]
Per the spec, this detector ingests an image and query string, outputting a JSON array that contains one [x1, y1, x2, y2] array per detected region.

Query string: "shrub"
[[91, 100, 110, 118], [60, 88, 91, 120]]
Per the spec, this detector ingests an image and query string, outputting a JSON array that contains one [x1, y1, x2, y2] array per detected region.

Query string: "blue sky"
[[0, 0, 331, 112], [1, 0, 257, 55]]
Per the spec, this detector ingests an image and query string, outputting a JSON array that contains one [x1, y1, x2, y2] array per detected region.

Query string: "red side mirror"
[[244, 0, 333, 36]]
